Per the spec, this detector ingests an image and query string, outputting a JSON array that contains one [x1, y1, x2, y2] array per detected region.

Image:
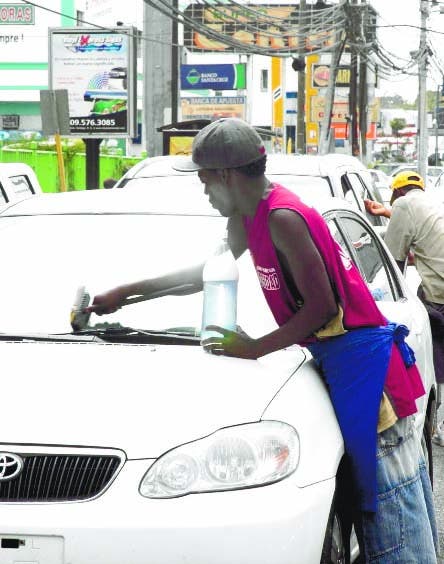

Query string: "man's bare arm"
[[88, 217, 247, 315], [204, 209, 339, 359], [87, 264, 205, 315]]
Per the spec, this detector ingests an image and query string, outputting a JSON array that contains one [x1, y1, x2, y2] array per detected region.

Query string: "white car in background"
[[116, 153, 387, 228], [0, 186, 436, 564], [0, 162, 42, 208]]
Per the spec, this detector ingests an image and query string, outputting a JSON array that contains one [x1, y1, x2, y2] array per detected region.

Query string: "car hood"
[[1, 341, 305, 459]]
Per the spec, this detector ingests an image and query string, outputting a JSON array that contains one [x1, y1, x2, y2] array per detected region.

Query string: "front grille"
[[0, 453, 121, 502]]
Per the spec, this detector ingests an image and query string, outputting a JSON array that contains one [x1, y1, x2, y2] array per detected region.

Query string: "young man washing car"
[[88, 119, 438, 563]]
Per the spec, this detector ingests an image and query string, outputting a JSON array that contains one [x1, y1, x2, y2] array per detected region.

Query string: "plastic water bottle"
[[201, 237, 239, 341]]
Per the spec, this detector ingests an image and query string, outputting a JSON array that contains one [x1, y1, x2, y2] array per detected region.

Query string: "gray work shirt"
[[384, 189, 444, 304]]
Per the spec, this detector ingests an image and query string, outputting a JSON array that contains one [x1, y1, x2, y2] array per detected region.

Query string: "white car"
[[0, 162, 42, 208], [0, 186, 436, 564], [116, 153, 387, 228]]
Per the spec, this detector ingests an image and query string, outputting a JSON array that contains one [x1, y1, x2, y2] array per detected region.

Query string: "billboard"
[[48, 27, 137, 138], [183, 4, 335, 52], [180, 64, 246, 90]]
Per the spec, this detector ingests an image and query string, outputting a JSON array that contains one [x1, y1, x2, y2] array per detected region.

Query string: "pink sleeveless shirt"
[[243, 184, 387, 340], [242, 184, 424, 418]]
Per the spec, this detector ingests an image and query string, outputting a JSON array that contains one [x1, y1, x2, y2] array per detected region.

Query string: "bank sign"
[[180, 64, 246, 90]]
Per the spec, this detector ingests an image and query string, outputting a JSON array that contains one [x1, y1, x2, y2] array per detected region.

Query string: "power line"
[[19, 0, 178, 47], [376, 23, 444, 37]]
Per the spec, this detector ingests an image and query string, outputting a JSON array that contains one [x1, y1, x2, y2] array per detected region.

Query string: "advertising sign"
[[181, 97, 246, 121], [312, 65, 351, 88], [183, 4, 335, 53], [49, 27, 137, 138], [0, 4, 34, 24], [180, 64, 246, 90]]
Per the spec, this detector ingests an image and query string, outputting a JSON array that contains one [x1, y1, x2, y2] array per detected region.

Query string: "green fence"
[[0, 147, 143, 192]]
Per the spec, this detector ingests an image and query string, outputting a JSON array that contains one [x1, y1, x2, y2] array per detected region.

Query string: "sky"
[[369, 0, 444, 102]]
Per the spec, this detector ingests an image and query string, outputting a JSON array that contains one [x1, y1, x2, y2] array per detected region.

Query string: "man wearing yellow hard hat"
[[366, 170, 444, 446]]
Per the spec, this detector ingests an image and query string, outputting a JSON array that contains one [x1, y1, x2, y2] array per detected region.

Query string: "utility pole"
[[319, 36, 344, 154], [171, 0, 179, 124], [358, 0, 368, 162], [434, 82, 440, 164], [349, 0, 360, 157], [144, 1, 173, 157], [296, 0, 306, 153], [418, 0, 430, 180]]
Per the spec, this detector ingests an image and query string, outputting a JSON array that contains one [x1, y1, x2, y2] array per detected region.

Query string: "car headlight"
[[139, 421, 299, 498]]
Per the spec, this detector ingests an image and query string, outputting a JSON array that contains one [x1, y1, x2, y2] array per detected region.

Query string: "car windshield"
[[267, 174, 332, 202], [118, 175, 218, 215], [0, 213, 231, 336], [124, 174, 332, 206]]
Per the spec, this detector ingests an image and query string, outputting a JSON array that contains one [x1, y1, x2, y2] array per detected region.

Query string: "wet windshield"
[[0, 213, 228, 335]]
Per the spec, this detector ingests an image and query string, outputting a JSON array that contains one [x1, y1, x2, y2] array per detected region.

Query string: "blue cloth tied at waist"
[[307, 322, 415, 512]]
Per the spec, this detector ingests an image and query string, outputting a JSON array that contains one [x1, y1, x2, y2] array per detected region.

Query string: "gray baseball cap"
[[172, 118, 266, 172]]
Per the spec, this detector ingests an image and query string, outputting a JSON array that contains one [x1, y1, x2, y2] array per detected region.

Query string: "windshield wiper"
[[0, 332, 105, 343], [77, 324, 201, 344], [0, 326, 200, 345]]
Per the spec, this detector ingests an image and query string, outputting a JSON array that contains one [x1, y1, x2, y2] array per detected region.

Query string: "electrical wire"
[[18, 0, 444, 83], [18, 0, 178, 47]]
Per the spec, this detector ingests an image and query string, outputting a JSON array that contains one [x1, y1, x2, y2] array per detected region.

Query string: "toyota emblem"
[[0, 453, 24, 481]]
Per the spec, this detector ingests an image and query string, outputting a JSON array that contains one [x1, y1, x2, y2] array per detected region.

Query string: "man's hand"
[[201, 326, 260, 359], [364, 199, 391, 218], [85, 287, 126, 315]]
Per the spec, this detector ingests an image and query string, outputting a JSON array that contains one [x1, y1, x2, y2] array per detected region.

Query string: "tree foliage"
[[390, 117, 407, 136]]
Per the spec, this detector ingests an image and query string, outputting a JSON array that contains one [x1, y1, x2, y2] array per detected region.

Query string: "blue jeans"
[[360, 416, 439, 563]]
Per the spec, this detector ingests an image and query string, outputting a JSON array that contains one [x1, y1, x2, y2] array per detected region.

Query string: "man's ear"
[[218, 168, 230, 183]]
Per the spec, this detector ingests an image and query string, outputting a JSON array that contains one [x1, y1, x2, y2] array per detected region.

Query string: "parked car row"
[[0, 153, 437, 564]]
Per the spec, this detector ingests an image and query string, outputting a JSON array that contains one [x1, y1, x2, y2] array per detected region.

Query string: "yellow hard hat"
[[391, 170, 425, 191]]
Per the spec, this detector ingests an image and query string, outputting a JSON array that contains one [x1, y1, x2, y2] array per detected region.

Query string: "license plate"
[[0, 535, 63, 564]]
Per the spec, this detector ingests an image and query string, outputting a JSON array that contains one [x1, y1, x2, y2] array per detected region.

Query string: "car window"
[[336, 214, 399, 302], [345, 173, 384, 227], [9, 175, 35, 196], [0, 214, 227, 334], [339, 175, 361, 211], [325, 216, 350, 258]]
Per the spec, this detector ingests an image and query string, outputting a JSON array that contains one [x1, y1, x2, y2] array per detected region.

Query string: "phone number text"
[[70, 118, 116, 127]]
